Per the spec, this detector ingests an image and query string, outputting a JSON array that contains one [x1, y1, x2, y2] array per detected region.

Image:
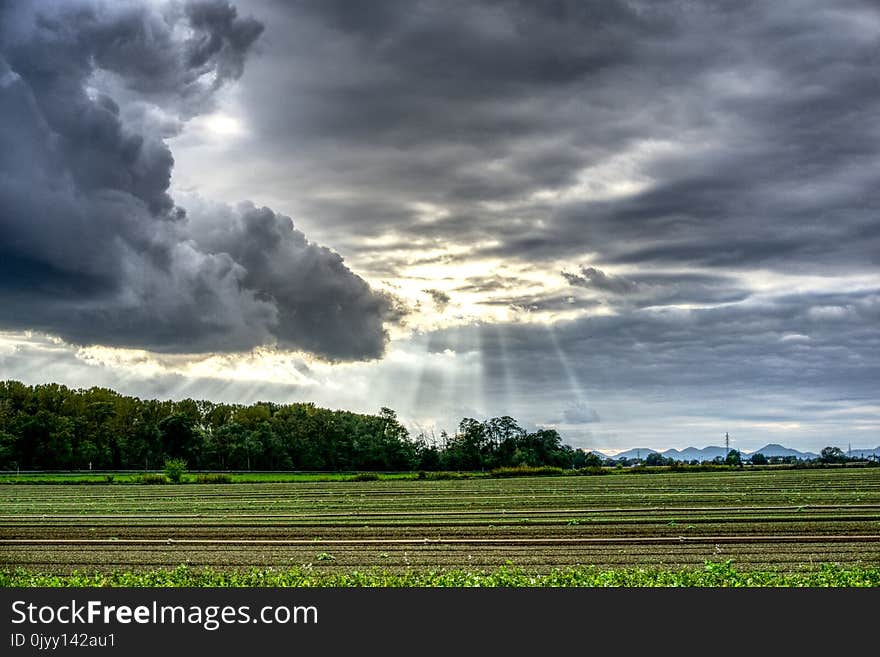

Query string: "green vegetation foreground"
[[3, 562, 879, 587]]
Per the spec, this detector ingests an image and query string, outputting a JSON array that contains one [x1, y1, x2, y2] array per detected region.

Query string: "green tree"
[[726, 449, 742, 466], [749, 452, 768, 465], [159, 414, 202, 463], [0, 431, 17, 469], [0, 379, 592, 474], [443, 418, 490, 470], [820, 446, 847, 464]]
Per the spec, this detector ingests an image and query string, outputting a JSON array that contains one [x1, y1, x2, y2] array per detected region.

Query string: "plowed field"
[[3, 468, 879, 574]]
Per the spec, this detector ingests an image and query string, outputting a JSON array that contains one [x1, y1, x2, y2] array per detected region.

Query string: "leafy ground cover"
[[3, 562, 878, 587]]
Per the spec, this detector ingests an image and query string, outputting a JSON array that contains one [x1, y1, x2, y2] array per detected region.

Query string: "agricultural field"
[[2, 468, 880, 584]]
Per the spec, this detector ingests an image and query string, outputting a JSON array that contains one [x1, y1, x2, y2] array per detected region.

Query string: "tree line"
[[0, 381, 594, 471]]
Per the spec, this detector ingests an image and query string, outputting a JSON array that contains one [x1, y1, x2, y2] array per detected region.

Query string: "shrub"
[[163, 458, 187, 484], [137, 473, 168, 484], [573, 466, 606, 476], [103, 475, 115, 484], [351, 472, 379, 482], [490, 466, 565, 478], [195, 473, 233, 484]]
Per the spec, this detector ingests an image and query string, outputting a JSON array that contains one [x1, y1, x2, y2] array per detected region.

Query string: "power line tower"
[[725, 432, 730, 458]]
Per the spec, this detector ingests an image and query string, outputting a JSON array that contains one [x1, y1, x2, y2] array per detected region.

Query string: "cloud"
[[0, 0, 398, 359], [423, 289, 451, 310], [480, 292, 593, 315], [203, 0, 880, 284], [563, 267, 639, 295], [557, 402, 601, 425], [426, 290, 880, 398], [185, 198, 404, 359], [562, 266, 749, 308]]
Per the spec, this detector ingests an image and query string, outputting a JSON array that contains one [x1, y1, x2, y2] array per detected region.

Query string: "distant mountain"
[[586, 443, 867, 463], [662, 446, 729, 462], [607, 448, 658, 460], [751, 444, 817, 460], [848, 446, 880, 459], [584, 449, 611, 460]]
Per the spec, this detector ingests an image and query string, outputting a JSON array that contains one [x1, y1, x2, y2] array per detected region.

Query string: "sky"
[[1, 0, 879, 454]]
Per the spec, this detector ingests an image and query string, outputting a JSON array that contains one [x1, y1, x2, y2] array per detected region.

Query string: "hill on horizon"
[[586, 443, 879, 461]]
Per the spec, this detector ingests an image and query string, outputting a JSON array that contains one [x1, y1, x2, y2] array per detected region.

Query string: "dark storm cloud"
[[183, 0, 265, 84], [186, 199, 404, 359], [225, 0, 880, 277], [0, 0, 398, 359], [275, 0, 672, 142]]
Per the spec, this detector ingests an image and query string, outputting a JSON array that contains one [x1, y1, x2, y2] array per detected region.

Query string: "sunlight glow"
[[378, 257, 606, 332], [199, 113, 246, 137], [76, 345, 318, 386]]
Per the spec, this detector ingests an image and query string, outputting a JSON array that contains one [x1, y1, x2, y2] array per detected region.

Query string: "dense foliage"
[[0, 381, 589, 471], [3, 562, 879, 587]]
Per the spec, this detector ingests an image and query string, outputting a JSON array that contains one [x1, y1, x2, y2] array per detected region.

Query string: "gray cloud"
[[481, 292, 594, 315], [206, 0, 880, 279], [557, 403, 601, 425], [562, 266, 750, 308], [563, 267, 639, 295], [0, 0, 398, 359], [430, 291, 880, 396], [185, 198, 403, 359]]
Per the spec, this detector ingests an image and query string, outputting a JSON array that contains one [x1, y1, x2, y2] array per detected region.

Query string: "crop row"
[[5, 540, 879, 572], [3, 469, 879, 576]]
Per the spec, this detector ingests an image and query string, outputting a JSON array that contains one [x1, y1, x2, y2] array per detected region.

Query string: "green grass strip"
[[3, 562, 879, 587]]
